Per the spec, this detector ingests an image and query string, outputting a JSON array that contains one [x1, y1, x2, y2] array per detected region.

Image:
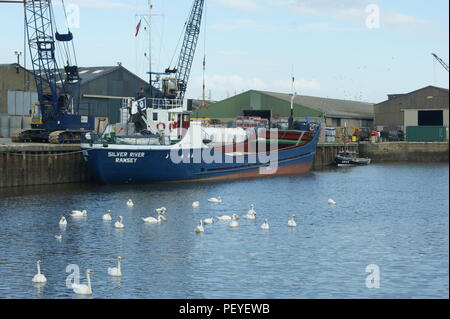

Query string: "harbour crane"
[[161, 0, 205, 101], [432, 53, 449, 72], [3, 0, 95, 143]]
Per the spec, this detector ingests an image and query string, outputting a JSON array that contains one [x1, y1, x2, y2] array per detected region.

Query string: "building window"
[[331, 118, 341, 126]]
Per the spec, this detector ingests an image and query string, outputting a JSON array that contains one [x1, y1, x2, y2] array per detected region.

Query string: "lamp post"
[[14, 51, 22, 73]]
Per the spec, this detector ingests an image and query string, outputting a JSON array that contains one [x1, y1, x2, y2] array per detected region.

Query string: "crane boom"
[[2, 0, 95, 143], [174, 0, 204, 100], [432, 53, 449, 72]]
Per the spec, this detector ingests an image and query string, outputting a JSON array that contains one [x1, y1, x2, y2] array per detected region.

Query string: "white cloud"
[[273, 78, 321, 92], [215, 0, 263, 13], [190, 74, 320, 100], [271, 0, 428, 29]]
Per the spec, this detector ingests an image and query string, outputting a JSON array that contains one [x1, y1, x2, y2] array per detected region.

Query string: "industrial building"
[[0, 63, 149, 137], [193, 90, 374, 128], [374, 86, 449, 141]]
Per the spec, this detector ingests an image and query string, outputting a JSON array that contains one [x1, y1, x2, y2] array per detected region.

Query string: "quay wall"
[[0, 144, 90, 188], [1, 142, 447, 188], [359, 142, 449, 162]]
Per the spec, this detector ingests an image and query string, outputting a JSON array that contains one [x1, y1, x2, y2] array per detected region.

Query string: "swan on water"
[[54, 234, 62, 240], [114, 216, 124, 228], [155, 207, 166, 214], [328, 198, 336, 205], [195, 220, 204, 233], [102, 210, 112, 221], [229, 214, 239, 228], [261, 219, 270, 230], [32, 260, 47, 283], [59, 216, 67, 226], [107, 256, 122, 277], [288, 215, 297, 227], [192, 201, 200, 208], [142, 215, 165, 224], [208, 196, 222, 203], [127, 199, 134, 207], [73, 269, 93, 295], [70, 210, 87, 217], [203, 217, 214, 225], [244, 205, 256, 219], [216, 215, 232, 221]]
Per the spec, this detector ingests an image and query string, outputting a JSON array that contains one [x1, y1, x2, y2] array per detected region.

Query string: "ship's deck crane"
[[4, 0, 95, 143], [432, 53, 449, 72], [162, 0, 205, 101]]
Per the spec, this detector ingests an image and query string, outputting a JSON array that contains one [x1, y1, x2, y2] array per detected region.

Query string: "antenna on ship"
[[288, 65, 296, 130], [136, 0, 163, 97]]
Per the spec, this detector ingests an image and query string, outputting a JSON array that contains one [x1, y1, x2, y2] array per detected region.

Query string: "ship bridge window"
[[153, 113, 158, 121]]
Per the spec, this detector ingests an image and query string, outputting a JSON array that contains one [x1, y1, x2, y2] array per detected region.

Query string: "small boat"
[[334, 151, 371, 166]]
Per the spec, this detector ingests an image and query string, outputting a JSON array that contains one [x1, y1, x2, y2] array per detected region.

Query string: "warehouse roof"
[[257, 90, 374, 119], [194, 90, 373, 120], [376, 85, 449, 105]]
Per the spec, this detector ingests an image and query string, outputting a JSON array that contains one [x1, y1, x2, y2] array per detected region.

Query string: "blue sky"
[[0, 0, 448, 103]]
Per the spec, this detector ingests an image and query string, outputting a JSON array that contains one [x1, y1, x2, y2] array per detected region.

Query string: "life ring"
[[156, 122, 166, 130], [309, 124, 315, 132], [169, 122, 178, 130]]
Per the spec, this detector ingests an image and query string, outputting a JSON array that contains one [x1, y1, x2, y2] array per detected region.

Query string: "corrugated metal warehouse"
[[193, 90, 374, 128], [0, 63, 149, 137], [374, 86, 449, 141]]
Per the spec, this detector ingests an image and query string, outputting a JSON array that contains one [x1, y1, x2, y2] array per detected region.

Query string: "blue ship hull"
[[81, 127, 320, 184]]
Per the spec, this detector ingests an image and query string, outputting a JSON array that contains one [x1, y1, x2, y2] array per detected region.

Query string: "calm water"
[[0, 163, 448, 299]]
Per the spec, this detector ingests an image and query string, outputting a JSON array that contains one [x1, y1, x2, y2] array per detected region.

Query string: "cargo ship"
[[80, 97, 320, 184]]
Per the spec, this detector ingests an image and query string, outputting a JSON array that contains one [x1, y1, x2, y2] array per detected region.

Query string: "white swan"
[[261, 219, 270, 230], [155, 207, 166, 214], [244, 205, 256, 219], [102, 210, 112, 221], [208, 196, 222, 203], [229, 214, 239, 228], [54, 234, 62, 240], [195, 220, 204, 233], [142, 215, 165, 224], [203, 217, 214, 225], [216, 215, 231, 221], [192, 201, 200, 208], [73, 269, 93, 295], [127, 199, 134, 207], [288, 215, 297, 227], [107, 256, 122, 277], [59, 216, 67, 226], [70, 209, 87, 217], [114, 216, 124, 228], [328, 198, 336, 205], [32, 260, 47, 283]]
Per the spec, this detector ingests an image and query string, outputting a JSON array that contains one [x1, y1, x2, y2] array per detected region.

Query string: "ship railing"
[[146, 98, 183, 110], [81, 132, 173, 146]]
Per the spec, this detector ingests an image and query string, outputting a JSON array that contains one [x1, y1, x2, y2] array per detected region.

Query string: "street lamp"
[[14, 51, 22, 73]]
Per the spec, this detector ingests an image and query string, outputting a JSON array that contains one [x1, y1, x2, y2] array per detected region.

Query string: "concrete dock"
[[0, 140, 447, 188]]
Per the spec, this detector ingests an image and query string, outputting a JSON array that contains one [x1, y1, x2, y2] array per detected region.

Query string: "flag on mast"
[[135, 19, 142, 37]]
